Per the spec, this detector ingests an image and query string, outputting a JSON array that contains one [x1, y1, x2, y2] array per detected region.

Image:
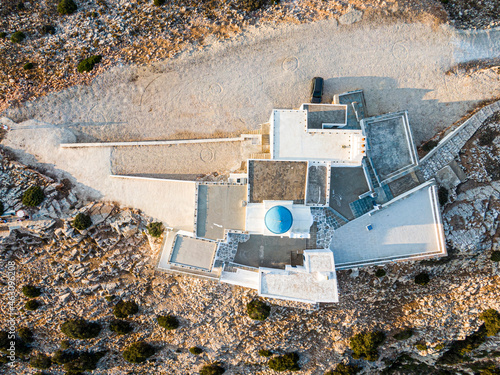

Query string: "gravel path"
[[2, 19, 500, 221]]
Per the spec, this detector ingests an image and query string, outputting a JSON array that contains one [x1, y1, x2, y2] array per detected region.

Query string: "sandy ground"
[[2, 18, 500, 222]]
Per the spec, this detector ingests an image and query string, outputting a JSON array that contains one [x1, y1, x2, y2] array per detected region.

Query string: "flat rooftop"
[[330, 181, 446, 268], [302, 104, 347, 129], [363, 111, 418, 183], [336, 90, 367, 129], [196, 184, 247, 240], [248, 160, 307, 203], [306, 164, 328, 205], [169, 235, 218, 271], [233, 235, 306, 269], [270, 109, 364, 163], [259, 250, 338, 304], [330, 166, 370, 220]]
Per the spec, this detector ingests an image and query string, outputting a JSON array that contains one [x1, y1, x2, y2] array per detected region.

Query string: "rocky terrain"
[[0, 111, 499, 373]]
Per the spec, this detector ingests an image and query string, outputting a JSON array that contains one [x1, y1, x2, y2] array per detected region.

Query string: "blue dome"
[[264, 206, 293, 234]]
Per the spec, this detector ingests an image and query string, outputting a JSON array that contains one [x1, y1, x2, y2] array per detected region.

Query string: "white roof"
[[270, 109, 364, 163], [258, 249, 339, 304], [330, 180, 446, 268]]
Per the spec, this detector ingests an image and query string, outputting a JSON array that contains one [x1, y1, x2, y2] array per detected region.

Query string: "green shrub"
[[123, 341, 155, 363], [479, 309, 500, 337], [57, 0, 78, 15], [325, 363, 360, 375], [60, 340, 71, 349], [72, 213, 92, 230], [113, 300, 139, 318], [0, 201, 3, 215], [109, 319, 133, 335], [52, 349, 76, 365], [375, 269, 386, 277], [147, 222, 163, 237], [105, 295, 116, 302], [239, 0, 276, 12], [153, 0, 165, 5], [438, 186, 449, 206], [246, 299, 271, 321], [421, 140, 438, 152], [478, 127, 498, 146], [41, 25, 56, 35], [77, 55, 102, 73], [258, 349, 272, 357], [189, 346, 203, 355], [0, 32, 6, 38], [157, 315, 179, 330], [200, 363, 225, 375], [491, 251, 500, 262], [60, 319, 101, 339], [394, 328, 413, 341], [438, 325, 487, 365], [63, 351, 105, 372], [22, 186, 45, 207], [25, 299, 40, 311], [434, 343, 445, 351], [415, 272, 430, 286], [18, 327, 34, 343], [23, 62, 34, 70], [22, 285, 41, 298], [415, 343, 427, 351], [0, 331, 30, 357], [268, 352, 300, 372], [349, 331, 385, 361], [30, 353, 51, 369], [11, 31, 26, 43]]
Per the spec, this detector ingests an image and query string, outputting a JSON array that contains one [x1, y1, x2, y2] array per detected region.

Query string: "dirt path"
[[2, 19, 500, 221]]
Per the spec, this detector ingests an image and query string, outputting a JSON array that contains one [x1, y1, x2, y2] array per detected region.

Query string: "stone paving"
[[420, 101, 500, 180], [311, 207, 347, 249], [214, 232, 250, 263]]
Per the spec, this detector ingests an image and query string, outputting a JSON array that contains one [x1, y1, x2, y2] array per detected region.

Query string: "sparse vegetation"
[[325, 363, 361, 375], [415, 272, 430, 286], [77, 55, 102, 73], [18, 328, 34, 343], [153, 0, 166, 5], [147, 221, 163, 237], [394, 328, 413, 341], [41, 25, 56, 35], [11, 31, 26, 43], [23, 62, 34, 70], [268, 352, 300, 371], [438, 325, 487, 365], [0, 32, 6, 38], [491, 251, 500, 262], [113, 300, 139, 318], [246, 299, 271, 321], [57, 0, 78, 15], [63, 351, 106, 372], [0, 201, 3, 215], [25, 299, 40, 311], [72, 212, 92, 230], [22, 285, 41, 298], [239, 0, 277, 12], [60, 340, 71, 350], [30, 353, 51, 369], [478, 127, 498, 146], [60, 319, 101, 339], [123, 341, 155, 363], [189, 346, 203, 355], [52, 349, 76, 365], [438, 186, 449, 206], [375, 268, 386, 277], [22, 186, 45, 207], [258, 349, 272, 357], [109, 319, 133, 335], [200, 363, 225, 375], [479, 309, 500, 337], [105, 295, 116, 302], [415, 343, 428, 351], [421, 139, 439, 152], [350, 331, 386, 361], [157, 315, 179, 330]]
